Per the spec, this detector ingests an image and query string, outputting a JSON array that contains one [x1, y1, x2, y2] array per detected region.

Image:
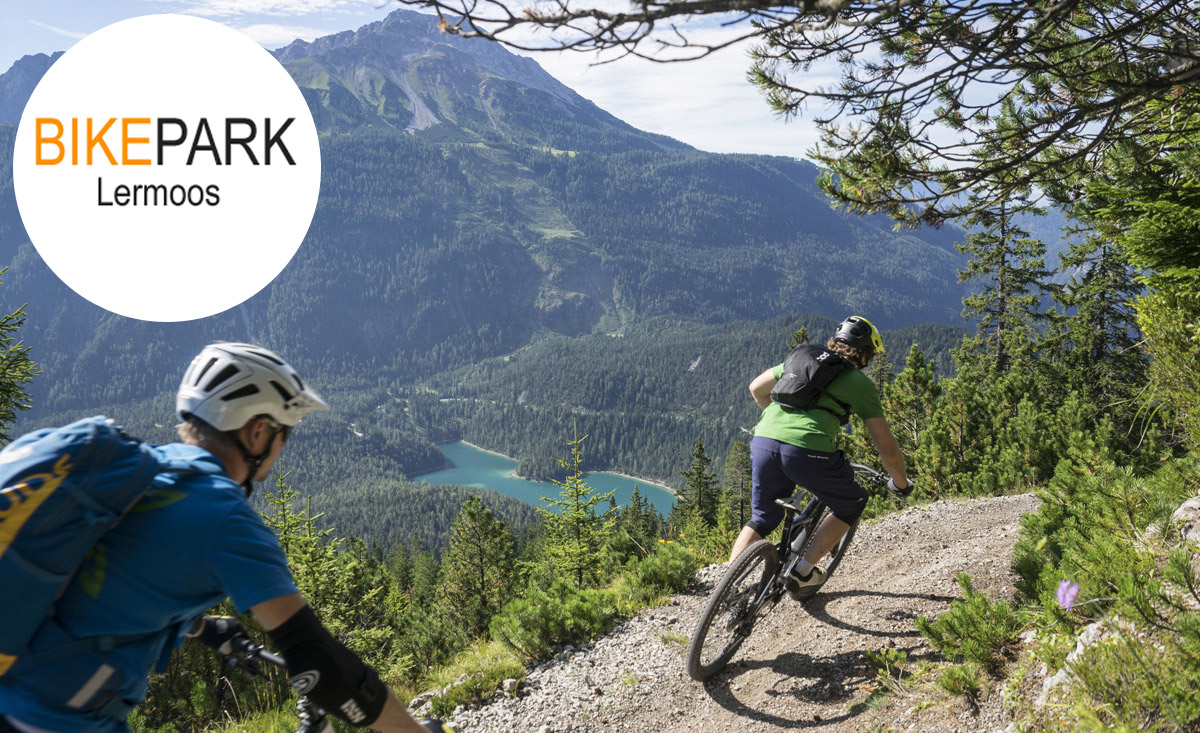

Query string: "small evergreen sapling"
[[537, 424, 616, 589]]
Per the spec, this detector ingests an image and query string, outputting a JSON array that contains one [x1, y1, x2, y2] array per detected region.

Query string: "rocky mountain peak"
[[273, 9, 585, 109]]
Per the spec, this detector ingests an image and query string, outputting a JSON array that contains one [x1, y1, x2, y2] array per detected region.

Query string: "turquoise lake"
[[415, 441, 676, 518]]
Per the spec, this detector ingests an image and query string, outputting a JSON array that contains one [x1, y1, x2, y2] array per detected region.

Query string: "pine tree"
[[1082, 139, 1200, 446], [786, 325, 810, 349], [608, 486, 662, 562], [883, 345, 942, 456], [0, 269, 37, 443], [538, 424, 616, 588], [679, 437, 719, 527], [410, 540, 441, 606], [1051, 230, 1146, 417], [957, 199, 1055, 373], [440, 494, 516, 638], [722, 440, 752, 528]]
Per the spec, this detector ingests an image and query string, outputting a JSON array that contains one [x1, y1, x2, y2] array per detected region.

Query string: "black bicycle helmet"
[[833, 316, 885, 355]]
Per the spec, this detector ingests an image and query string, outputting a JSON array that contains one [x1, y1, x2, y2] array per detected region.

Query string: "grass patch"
[[204, 707, 302, 733], [654, 629, 689, 650], [424, 639, 526, 719], [848, 687, 891, 715], [938, 663, 982, 698]]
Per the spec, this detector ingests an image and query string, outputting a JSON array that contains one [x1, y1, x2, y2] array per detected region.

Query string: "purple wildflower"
[[1056, 579, 1080, 611]]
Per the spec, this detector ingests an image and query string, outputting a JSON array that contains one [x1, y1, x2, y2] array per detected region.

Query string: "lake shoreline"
[[461, 440, 514, 461], [432, 440, 675, 495]]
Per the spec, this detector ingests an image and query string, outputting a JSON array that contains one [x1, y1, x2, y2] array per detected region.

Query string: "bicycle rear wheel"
[[792, 505, 860, 601], [685, 539, 778, 682]]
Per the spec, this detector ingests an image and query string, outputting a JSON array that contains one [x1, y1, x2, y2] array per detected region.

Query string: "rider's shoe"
[[786, 565, 826, 600]]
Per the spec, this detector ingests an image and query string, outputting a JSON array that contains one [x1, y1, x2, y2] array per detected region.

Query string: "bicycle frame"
[[730, 462, 886, 639]]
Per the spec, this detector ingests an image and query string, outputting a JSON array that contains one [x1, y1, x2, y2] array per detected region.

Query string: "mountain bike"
[[224, 637, 333, 733], [684, 462, 898, 682], [223, 638, 454, 733]]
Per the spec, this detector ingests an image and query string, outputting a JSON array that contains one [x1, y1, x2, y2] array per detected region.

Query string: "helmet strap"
[[232, 428, 279, 498]]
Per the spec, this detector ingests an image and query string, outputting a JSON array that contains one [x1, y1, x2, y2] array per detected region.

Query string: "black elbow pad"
[[266, 606, 387, 726]]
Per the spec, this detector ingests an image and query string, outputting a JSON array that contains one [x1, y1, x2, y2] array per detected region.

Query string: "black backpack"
[[769, 344, 854, 424]]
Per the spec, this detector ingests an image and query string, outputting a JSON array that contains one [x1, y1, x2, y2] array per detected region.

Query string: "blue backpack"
[[0, 416, 207, 677]]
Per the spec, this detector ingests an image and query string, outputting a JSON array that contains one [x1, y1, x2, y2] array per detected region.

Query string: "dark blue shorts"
[[747, 436, 867, 535]]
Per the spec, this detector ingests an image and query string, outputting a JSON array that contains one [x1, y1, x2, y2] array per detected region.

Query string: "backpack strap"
[[810, 388, 854, 425], [10, 631, 158, 674]]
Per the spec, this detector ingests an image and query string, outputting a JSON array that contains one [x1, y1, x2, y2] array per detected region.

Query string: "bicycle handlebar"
[[850, 461, 913, 502], [230, 636, 285, 668]]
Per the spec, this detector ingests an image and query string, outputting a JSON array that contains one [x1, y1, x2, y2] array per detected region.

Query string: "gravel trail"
[[452, 493, 1040, 732]]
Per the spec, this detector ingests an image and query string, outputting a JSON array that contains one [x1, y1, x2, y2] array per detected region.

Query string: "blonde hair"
[[176, 415, 232, 448], [827, 338, 873, 370]]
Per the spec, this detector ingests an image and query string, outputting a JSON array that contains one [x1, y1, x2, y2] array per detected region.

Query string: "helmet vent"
[[205, 364, 240, 392], [220, 384, 261, 401], [293, 374, 305, 392], [249, 349, 285, 366], [270, 380, 294, 402], [194, 357, 218, 386]]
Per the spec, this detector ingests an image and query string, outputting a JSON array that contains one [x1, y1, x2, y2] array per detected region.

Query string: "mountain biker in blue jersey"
[[728, 317, 913, 597], [0, 343, 449, 733]]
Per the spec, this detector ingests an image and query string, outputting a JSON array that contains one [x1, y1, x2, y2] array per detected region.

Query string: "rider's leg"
[[729, 525, 762, 563], [735, 437, 790, 564], [800, 513, 851, 565], [777, 446, 866, 582]]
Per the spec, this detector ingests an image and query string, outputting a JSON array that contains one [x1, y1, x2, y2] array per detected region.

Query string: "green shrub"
[[916, 573, 1024, 672], [864, 648, 909, 680], [626, 541, 701, 602], [1010, 450, 1192, 615], [1065, 626, 1200, 731], [938, 663, 981, 697], [489, 580, 621, 660]]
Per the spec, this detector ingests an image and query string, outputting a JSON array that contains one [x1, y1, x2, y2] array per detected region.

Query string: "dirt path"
[[452, 493, 1040, 732]]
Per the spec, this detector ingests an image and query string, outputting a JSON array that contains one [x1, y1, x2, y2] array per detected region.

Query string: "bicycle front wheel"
[[685, 539, 779, 682]]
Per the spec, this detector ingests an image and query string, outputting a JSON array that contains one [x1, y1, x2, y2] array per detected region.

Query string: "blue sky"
[[0, 0, 826, 159]]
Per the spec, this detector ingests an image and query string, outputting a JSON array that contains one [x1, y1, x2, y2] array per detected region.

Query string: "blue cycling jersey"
[[0, 443, 298, 732]]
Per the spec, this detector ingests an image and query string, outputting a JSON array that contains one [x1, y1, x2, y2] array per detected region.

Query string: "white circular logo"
[[13, 15, 321, 322], [290, 670, 320, 695]]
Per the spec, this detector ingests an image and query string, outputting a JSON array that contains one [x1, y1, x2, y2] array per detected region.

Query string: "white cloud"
[[528, 30, 841, 159], [236, 23, 337, 44], [29, 20, 87, 39]]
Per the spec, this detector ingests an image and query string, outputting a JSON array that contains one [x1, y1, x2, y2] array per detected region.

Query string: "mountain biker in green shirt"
[[728, 317, 913, 597]]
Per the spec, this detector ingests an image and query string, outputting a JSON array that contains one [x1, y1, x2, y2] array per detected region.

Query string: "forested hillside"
[[408, 315, 964, 481]]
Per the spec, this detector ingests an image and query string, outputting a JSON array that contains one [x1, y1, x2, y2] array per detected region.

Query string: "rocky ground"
[[449, 493, 1041, 732]]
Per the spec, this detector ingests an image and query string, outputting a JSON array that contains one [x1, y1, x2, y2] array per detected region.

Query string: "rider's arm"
[[749, 368, 778, 410], [252, 594, 427, 733], [863, 417, 909, 489]]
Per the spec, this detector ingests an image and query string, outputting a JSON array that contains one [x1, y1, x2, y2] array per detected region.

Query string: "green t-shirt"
[[753, 362, 885, 452]]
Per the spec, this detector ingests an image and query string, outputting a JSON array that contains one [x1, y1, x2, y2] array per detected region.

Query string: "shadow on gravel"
[[802, 589, 958, 638], [702, 650, 870, 728]]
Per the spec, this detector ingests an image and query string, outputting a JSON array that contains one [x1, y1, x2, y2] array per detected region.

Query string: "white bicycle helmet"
[[176, 342, 329, 431]]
